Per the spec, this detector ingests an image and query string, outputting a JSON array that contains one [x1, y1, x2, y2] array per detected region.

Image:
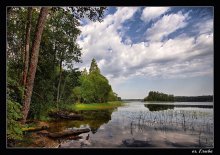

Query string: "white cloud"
[[194, 19, 213, 35], [146, 11, 189, 42], [141, 7, 170, 22], [76, 7, 213, 87]]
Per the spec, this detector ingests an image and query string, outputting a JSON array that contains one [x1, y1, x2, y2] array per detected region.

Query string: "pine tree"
[[89, 58, 100, 74]]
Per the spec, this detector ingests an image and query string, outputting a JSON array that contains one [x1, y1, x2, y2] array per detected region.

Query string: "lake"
[[48, 101, 214, 148]]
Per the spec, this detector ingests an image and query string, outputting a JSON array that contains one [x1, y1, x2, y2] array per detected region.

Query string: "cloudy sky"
[[75, 7, 213, 99]]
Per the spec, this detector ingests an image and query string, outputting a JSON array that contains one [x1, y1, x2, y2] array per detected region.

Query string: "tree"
[[79, 59, 117, 103], [89, 58, 100, 74], [22, 7, 49, 124], [7, 73, 23, 143], [22, 7, 33, 87], [48, 10, 82, 104], [90, 73, 111, 103], [7, 7, 107, 124], [28, 7, 107, 117], [68, 7, 106, 22], [72, 86, 82, 103], [108, 91, 118, 101], [144, 91, 174, 102]]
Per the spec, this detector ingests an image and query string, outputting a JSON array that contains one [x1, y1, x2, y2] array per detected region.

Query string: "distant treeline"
[[174, 96, 213, 102], [144, 91, 213, 102], [122, 99, 143, 102]]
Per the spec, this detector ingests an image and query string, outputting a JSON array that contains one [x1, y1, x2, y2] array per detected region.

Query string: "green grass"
[[36, 101, 124, 121], [66, 101, 124, 111]]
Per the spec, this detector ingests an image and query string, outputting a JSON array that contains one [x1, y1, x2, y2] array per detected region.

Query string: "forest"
[[144, 91, 213, 102], [144, 91, 175, 101], [7, 7, 121, 144], [174, 95, 213, 102]]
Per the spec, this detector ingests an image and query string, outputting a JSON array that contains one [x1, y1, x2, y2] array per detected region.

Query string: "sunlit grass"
[[67, 101, 124, 111]]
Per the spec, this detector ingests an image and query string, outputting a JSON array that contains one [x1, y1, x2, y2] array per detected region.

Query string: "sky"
[[74, 7, 213, 99]]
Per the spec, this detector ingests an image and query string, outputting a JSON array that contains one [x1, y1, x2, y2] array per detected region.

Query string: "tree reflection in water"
[[48, 109, 114, 133], [145, 104, 174, 111]]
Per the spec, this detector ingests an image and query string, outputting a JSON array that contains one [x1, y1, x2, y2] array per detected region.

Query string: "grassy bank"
[[36, 101, 124, 121], [66, 101, 124, 111]]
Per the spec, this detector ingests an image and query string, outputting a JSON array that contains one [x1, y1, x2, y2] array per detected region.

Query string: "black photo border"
[[1, 0, 218, 155]]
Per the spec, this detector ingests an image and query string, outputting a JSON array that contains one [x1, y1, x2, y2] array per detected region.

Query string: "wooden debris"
[[48, 128, 90, 138]]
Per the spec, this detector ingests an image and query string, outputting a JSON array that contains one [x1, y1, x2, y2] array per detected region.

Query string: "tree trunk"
[[48, 128, 90, 139], [22, 7, 49, 124], [59, 73, 69, 103], [22, 7, 33, 87], [56, 60, 62, 107]]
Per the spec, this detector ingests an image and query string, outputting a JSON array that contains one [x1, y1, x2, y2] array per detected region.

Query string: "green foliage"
[[144, 91, 174, 102], [89, 58, 100, 74], [68, 7, 107, 22], [174, 95, 213, 102], [29, 8, 83, 118], [7, 7, 109, 123], [7, 76, 23, 140], [60, 69, 81, 103], [77, 59, 119, 103], [80, 74, 96, 103], [108, 91, 118, 101], [72, 86, 82, 102], [7, 99, 23, 140]]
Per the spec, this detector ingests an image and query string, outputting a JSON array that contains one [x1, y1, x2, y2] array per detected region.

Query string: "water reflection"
[[48, 109, 114, 134], [19, 102, 213, 148], [117, 105, 213, 147], [50, 103, 214, 148], [145, 104, 174, 111]]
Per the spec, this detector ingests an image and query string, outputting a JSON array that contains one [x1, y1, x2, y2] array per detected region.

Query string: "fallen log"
[[36, 130, 50, 136], [48, 128, 90, 138], [48, 111, 83, 120]]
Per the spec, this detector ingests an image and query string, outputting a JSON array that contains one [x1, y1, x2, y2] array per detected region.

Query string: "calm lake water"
[[48, 101, 214, 148]]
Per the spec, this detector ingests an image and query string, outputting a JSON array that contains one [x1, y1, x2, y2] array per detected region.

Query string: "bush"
[[7, 76, 23, 141], [7, 99, 23, 140]]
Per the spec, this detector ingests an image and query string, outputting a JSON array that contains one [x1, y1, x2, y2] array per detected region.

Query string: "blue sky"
[[75, 7, 213, 99]]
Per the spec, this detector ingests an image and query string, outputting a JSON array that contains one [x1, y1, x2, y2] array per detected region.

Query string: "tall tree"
[[22, 7, 33, 87], [7, 7, 108, 139], [22, 7, 49, 124], [48, 10, 82, 104], [89, 58, 100, 74], [79, 59, 117, 103]]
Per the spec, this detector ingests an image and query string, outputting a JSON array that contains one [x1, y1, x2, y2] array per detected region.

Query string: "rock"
[[122, 138, 154, 147]]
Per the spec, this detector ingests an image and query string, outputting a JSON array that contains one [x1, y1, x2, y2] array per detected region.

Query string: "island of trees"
[[144, 91, 174, 101], [144, 91, 213, 102]]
